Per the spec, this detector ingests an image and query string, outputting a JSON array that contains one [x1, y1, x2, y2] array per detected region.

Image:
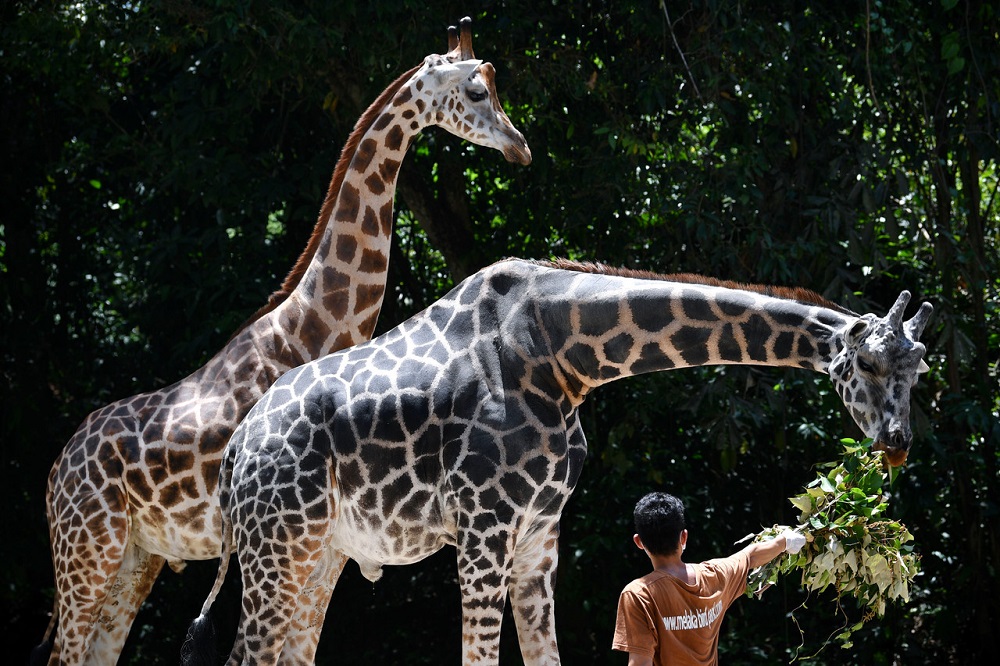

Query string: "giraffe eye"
[[857, 358, 875, 374], [467, 88, 488, 102]]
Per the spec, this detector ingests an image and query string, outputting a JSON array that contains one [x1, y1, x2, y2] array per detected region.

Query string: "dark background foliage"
[[2, 0, 997, 663]]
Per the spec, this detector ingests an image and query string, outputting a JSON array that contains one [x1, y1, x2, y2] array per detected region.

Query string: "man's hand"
[[781, 529, 806, 554]]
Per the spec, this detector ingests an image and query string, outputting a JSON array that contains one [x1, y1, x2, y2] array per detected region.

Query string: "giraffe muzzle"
[[873, 430, 910, 467], [502, 129, 532, 165]]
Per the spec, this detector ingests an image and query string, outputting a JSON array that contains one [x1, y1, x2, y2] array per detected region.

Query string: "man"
[[612, 492, 804, 665]]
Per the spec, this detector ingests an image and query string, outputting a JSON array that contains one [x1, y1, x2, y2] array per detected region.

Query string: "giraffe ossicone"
[[186, 258, 932, 665], [36, 17, 528, 666]]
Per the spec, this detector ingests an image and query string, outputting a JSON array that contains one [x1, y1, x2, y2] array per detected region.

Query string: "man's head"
[[633, 492, 686, 556]]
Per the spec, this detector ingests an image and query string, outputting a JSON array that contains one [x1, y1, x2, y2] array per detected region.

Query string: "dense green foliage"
[[2, 0, 997, 663], [746, 441, 921, 654]]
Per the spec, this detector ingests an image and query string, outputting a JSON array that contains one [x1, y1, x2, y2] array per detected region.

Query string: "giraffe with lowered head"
[[184, 257, 932, 665], [36, 18, 530, 665]]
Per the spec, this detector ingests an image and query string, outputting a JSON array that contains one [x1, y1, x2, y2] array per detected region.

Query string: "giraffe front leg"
[[456, 516, 516, 666], [83, 542, 165, 665], [509, 522, 562, 666]]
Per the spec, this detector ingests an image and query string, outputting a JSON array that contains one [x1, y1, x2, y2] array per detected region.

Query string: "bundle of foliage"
[[743, 440, 919, 652]]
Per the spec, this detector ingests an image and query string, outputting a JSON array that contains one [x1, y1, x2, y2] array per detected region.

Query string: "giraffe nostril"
[[882, 428, 909, 453]]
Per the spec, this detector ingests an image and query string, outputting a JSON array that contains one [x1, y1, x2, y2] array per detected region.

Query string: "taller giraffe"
[[36, 18, 530, 666], [187, 258, 932, 665]]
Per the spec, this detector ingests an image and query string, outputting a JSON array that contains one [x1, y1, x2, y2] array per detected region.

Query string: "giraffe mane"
[[228, 63, 423, 341], [522, 258, 856, 315]]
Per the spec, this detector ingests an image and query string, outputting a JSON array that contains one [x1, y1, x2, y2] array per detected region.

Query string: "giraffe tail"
[[181, 448, 238, 666], [28, 600, 57, 666], [180, 522, 231, 666]]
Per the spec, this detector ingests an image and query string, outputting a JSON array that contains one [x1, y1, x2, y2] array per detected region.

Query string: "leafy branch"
[[743, 439, 919, 654]]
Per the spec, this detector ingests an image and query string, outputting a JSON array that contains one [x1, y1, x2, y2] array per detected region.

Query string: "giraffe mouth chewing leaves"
[[873, 441, 909, 467]]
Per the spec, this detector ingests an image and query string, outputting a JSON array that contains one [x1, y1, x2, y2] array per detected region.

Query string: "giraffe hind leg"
[[46, 487, 130, 666], [82, 542, 165, 665], [229, 544, 321, 666], [228, 474, 336, 664], [277, 550, 349, 664]]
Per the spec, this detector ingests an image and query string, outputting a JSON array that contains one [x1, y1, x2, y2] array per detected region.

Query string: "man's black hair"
[[634, 492, 686, 556]]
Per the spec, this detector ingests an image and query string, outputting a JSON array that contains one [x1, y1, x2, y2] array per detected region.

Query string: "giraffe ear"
[[427, 59, 483, 86], [845, 318, 870, 347], [918, 359, 930, 373]]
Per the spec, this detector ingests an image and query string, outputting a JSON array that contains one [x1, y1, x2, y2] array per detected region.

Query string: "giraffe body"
[[193, 258, 932, 665], [38, 19, 529, 665]]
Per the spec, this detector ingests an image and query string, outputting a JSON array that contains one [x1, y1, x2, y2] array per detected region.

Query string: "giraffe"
[[35, 18, 531, 666], [183, 257, 932, 665]]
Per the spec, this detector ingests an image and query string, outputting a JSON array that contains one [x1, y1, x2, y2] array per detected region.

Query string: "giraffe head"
[[829, 291, 933, 466], [406, 17, 531, 166]]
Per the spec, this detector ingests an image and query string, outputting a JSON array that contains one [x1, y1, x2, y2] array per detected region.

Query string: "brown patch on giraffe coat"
[[180, 475, 199, 499], [392, 86, 413, 106], [334, 182, 361, 223], [322, 267, 351, 320], [166, 421, 196, 447], [372, 113, 394, 132], [364, 172, 386, 195], [103, 485, 127, 514], [143, 419, 164, 444], [174, 503, 208, 531], [145, 447, 169, 485], [351, 139, 378, 175], [379, 157, 401, 181], [361, 205, 380, 237], [126, 469, 154, 503], [358, 248, 387, 274], [358, 309, 381, 339], [354, 284, 386, 315], [331, 330, 357, 352], [222, 398, 237, 422], [159, 482, 182, 508], [300, 314, 333, 359], [279, 304, 300, 334], [269, 332, 305, 369], [385, 125, 404, 151], [203, 459, 222, 494], [167, 449, 195, 474], [86, 513, 114, 543], [379, 201, 394, 237], [101, 418, 126, 439], [202, 426, 233, 454], [336, 234, 358, 263]]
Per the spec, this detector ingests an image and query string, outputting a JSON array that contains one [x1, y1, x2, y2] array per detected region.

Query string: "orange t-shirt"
[[612, 551, 751, 665]]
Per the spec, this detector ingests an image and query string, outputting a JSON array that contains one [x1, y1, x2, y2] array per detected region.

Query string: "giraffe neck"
[[250, 69, 430, 371], [511, 262, 854, 401]]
